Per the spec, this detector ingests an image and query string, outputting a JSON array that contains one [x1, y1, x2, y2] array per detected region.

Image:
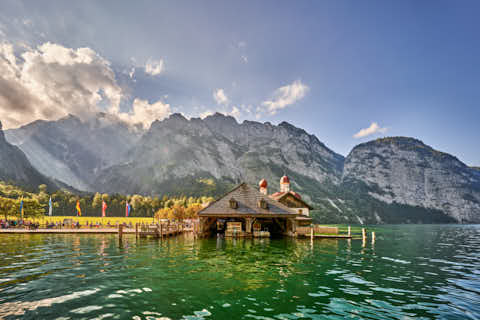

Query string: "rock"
[[343, 137, 480, 222]]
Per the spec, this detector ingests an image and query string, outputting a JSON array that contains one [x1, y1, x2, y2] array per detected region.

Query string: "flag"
[[48, 197, 53, 216], [20, 199, 24, 220], [102, 200, 107, 217], [125, 201, 131, 217], [76, 200, 82, 216]]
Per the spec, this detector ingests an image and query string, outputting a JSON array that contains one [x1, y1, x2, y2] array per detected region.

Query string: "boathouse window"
[[229, 198, 238, 209], [258, 198, 268, 209], [298, 209, 303, 214]]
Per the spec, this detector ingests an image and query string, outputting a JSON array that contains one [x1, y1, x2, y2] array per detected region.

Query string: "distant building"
[[197, 176, 313, 237]]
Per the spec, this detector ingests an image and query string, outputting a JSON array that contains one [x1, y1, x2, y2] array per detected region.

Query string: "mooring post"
[[371, 231, 376, 244], [160, 224, 163, 238], [348, 226, 351, 237], [310, 226, 314, 241], [362, 228, 366, 241], [135, 223, 138, 239], [119, 224, 123, 240]]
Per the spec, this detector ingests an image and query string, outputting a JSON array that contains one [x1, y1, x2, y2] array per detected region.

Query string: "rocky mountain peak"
[[204, 112, 238, 126], [278, 121, 304, 133], [344, 136, 480, 222]]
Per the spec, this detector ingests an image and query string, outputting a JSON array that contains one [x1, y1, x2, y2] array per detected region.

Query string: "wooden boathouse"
[[198, 176, 314, 237]]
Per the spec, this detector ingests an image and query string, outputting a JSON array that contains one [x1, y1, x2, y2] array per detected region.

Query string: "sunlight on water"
[[0, 225, 479, 319]]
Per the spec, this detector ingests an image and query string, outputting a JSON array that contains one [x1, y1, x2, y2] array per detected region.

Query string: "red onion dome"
[[280, 175, 290, 184], [259, 179, 268, 188]]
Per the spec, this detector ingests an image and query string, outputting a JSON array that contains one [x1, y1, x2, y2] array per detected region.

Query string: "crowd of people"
[[0, 219, 40, 229], [0, 219, 136, 230]]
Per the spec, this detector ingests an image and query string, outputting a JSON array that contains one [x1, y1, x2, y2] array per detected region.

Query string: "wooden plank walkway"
[[314, 234, 352, 239], [0, 228, 136, 234]]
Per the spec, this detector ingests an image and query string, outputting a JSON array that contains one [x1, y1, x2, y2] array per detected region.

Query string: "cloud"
[[353, 122, 388, 138], [199, 110, 215, 119], [118, 98, 171, 129], [0, 41, 169, 129], [213, 88, 228, 105], [261, 80, 309, 115], [129, 67, 135, 78], [198, 106, 240, 120], [0, 41, 123, 128], [229, 106, 240, 118], [241, 55, 248, 63], [145, 59, 164, 76]]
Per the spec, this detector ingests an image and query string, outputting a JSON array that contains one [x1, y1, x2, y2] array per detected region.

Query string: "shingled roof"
[[269, 191, 314, 210], [198, 183, 298, 217]]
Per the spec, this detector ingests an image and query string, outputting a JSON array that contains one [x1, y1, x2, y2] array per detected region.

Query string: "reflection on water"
[[0, 225, 479, 319]]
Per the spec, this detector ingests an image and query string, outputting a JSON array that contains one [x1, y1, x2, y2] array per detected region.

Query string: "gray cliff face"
[[5, 113, 142, 191], [343, 137, 480, 222], [3, 113, 479, 223], [0, 120, 54, 191], [94, 113, 344, 198]]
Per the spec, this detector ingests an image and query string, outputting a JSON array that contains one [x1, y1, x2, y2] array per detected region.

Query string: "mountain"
[[5, 113, 141, 191], [4, 113, 479, 223], [342, 137, 480, 223], [0, 120, 55, 191], [94, 113, 344, 200]]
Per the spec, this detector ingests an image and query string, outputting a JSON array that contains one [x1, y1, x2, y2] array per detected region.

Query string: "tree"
[[165, 199, 174, 209], [22, 198, 44, 218], [38, 184, 47, 194], [172, 204, 185, 220], [92, 192, 102, 209], [0, 197, 18, 220]]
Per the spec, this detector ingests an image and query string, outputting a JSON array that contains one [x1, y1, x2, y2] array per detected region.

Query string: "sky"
[[0, 0, 479, 165]]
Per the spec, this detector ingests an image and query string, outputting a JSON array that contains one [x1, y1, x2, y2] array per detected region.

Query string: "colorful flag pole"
[[76, 200, 82, 217], [48, 197, 53, 216], [102, 200, 107, 217], [125, 201, 131, 217], [20, 199, 24, 220]]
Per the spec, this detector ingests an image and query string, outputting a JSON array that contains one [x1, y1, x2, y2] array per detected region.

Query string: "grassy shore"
[[5, 216, 156, 226]]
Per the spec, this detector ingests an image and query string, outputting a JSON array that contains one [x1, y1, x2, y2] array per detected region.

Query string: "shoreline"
[[0, 228, 137, 234]]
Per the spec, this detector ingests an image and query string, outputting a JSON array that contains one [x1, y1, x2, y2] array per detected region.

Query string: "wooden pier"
[[135, 223, 183, 239], [0, 223, 185, 239]]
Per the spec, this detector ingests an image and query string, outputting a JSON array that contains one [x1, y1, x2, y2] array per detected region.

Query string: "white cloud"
[[128, 67, 135, 78], [261, 80, 309, 115], [229, 106, 241, 118], [118, 98, 171, 129], [199, 110, 215, 119], [198, 106, 240, 120], [213, 88, 228, 105], [241, 55, 248, 63], [0, 41, 169, 130], [0, 41, 123, 128], [353, 122, 388, 138], [145, 59, 164, 76]]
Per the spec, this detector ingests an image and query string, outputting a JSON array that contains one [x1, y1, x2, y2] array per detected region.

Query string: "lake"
[[0, 225, 479, 319]]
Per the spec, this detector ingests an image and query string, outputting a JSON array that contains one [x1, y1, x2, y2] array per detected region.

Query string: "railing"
[[296, 225, 339, 236]]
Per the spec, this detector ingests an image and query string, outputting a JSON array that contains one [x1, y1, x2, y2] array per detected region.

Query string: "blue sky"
[[0, 1, 478, 165]]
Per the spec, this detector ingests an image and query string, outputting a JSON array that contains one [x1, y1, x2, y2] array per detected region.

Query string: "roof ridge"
[[198, 182, 299, 216], [198, 182, 247, 214]]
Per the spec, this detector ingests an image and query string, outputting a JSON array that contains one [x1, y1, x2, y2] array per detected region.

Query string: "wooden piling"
[[119, 224, 123, 240], [348, 226, 351, 237], [371, 231, 376, 243], [362, 228, 366, 241], [310, 226, 314, 241], [135, 223, 138, 239]]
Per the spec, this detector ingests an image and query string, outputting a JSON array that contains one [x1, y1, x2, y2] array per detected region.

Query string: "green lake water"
[[0, 225, 479, 319]]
